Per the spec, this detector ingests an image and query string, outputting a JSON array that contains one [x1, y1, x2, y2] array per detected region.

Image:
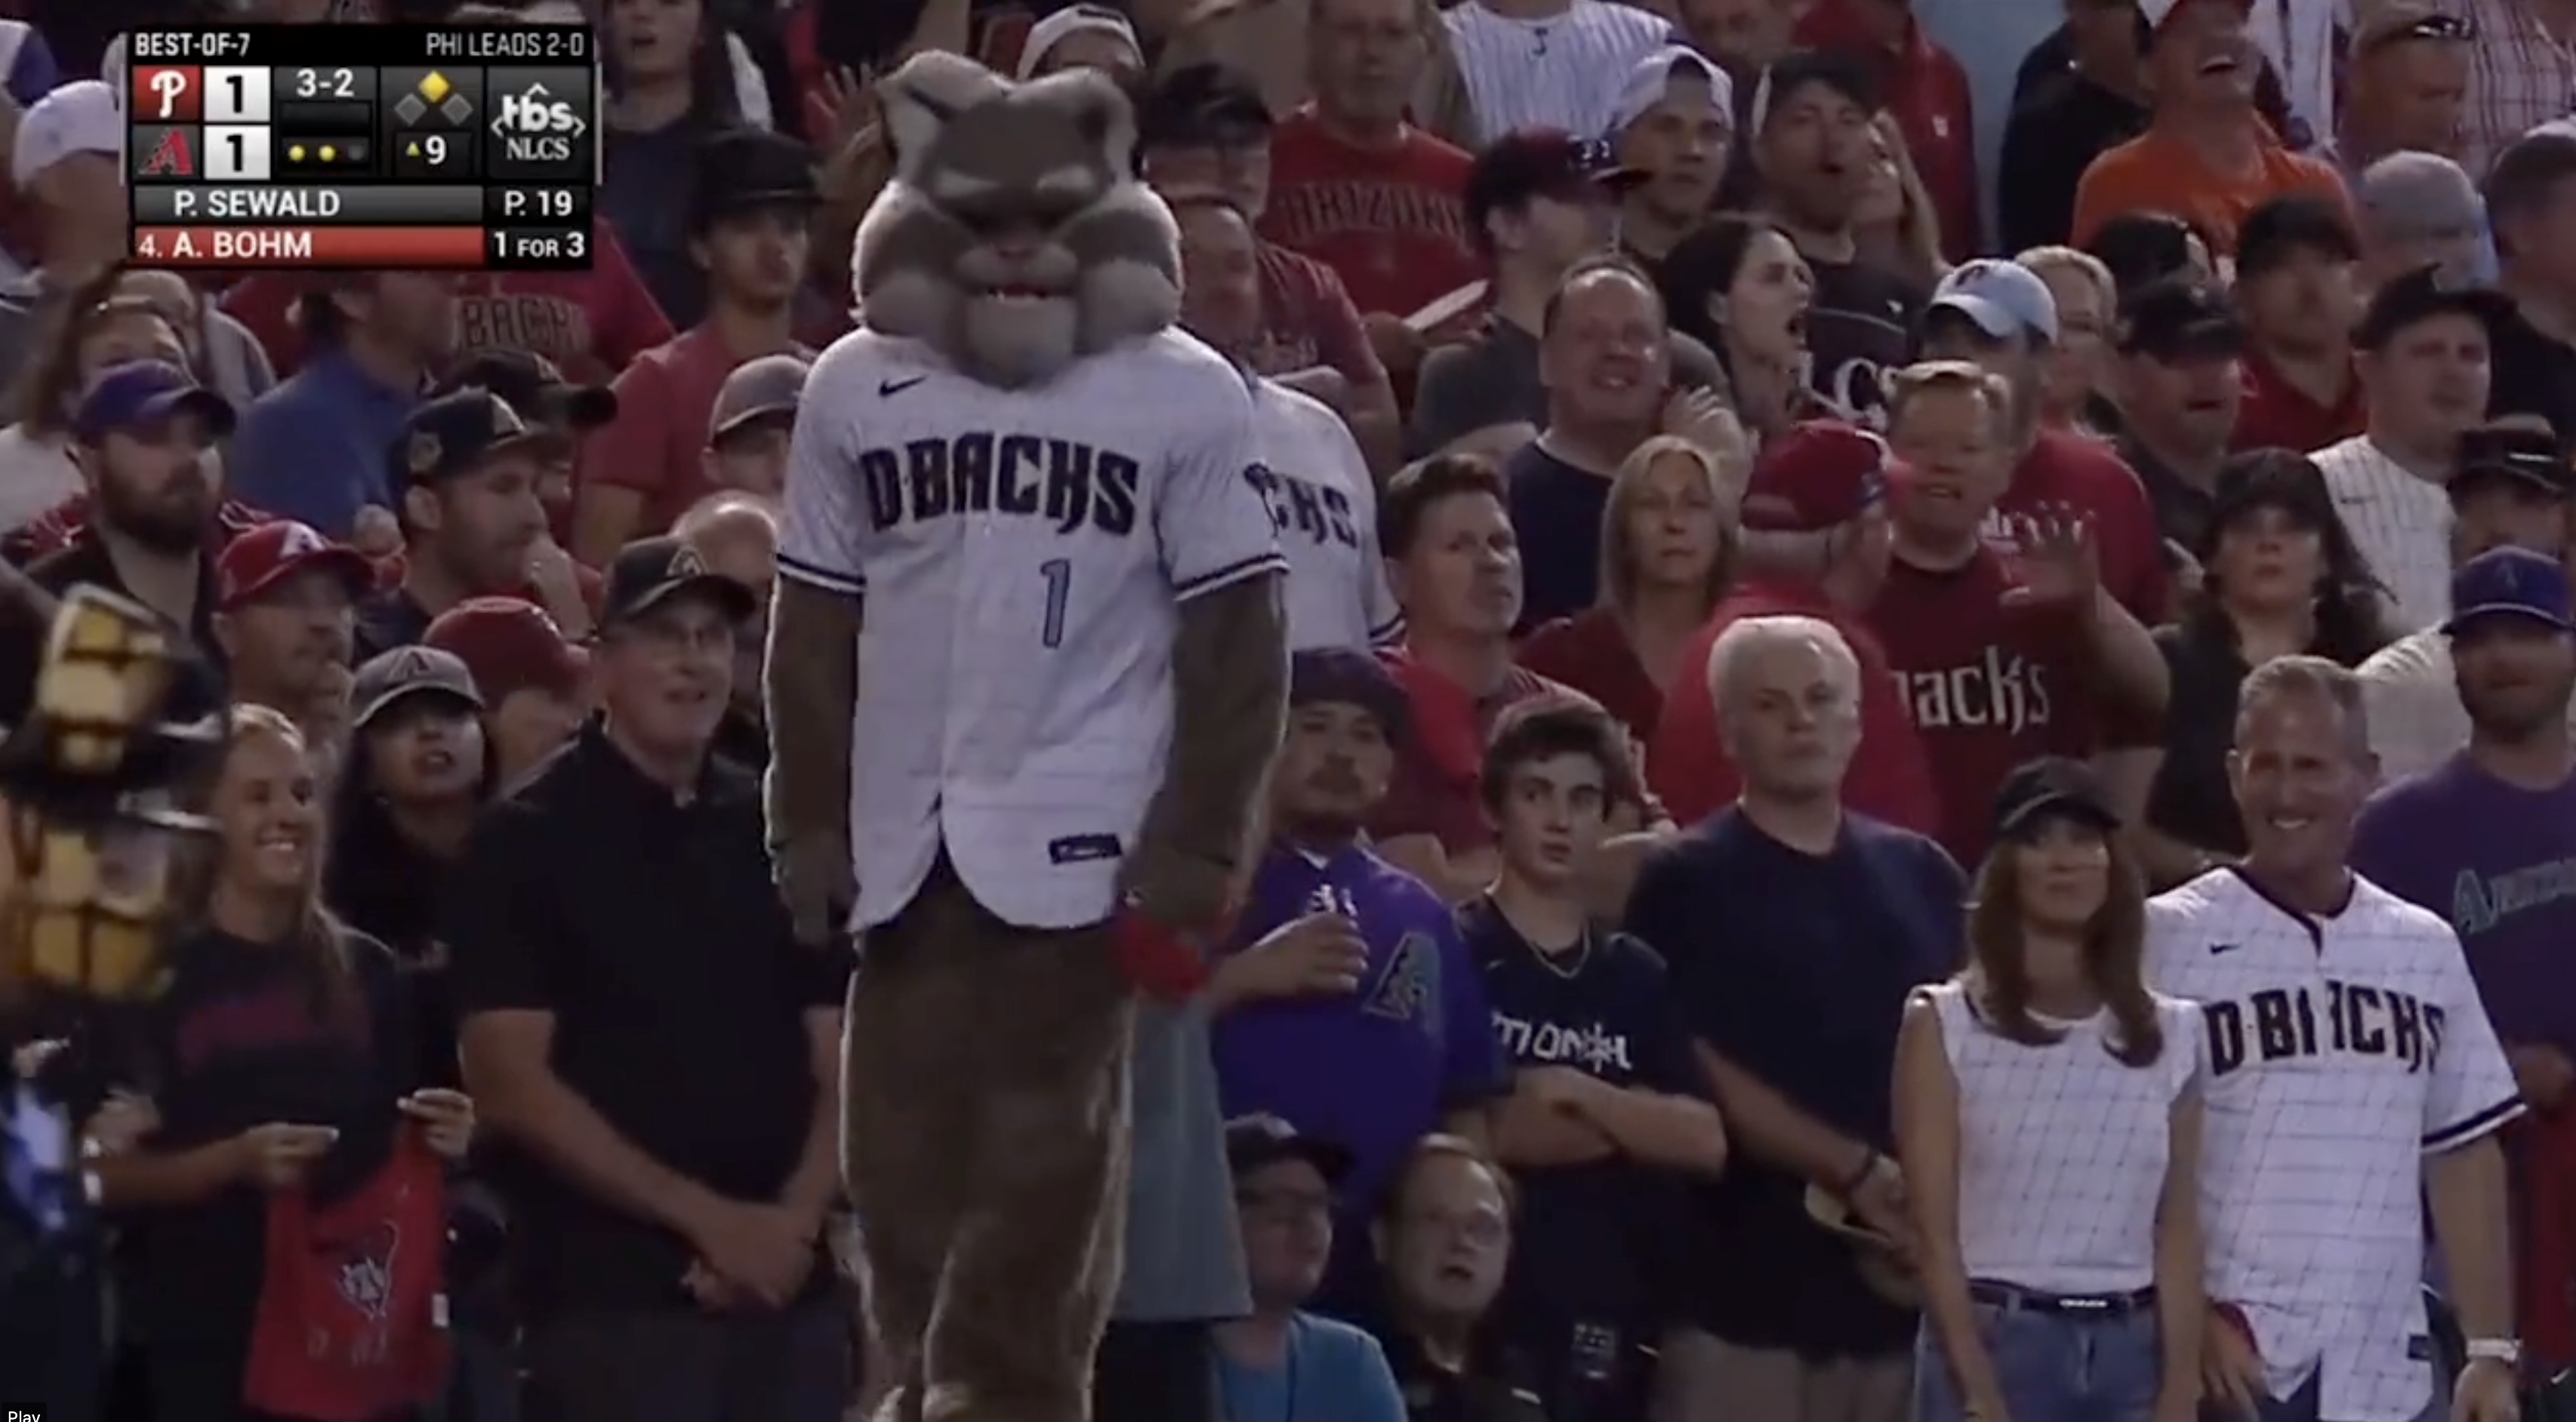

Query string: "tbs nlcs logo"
[[491, 81, 588, 163]]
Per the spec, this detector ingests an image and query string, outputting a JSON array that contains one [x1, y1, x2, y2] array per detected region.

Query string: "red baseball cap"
[[1739, 421, 1907, 534], [217, 520, 374, 611], [422, 596, 588, 703]]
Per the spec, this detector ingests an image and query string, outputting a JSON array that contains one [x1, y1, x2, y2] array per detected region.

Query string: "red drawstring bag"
[[242, 1129, 451, 1422]]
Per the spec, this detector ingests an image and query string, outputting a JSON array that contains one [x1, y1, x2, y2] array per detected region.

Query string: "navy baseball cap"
[[72, 360, 236, 445], [1224, 1113, 1354, 1183], [2443, 546, 2576, 635], [1465, 129, 1645, 239], [393, 388, 571, 488], [1289, 647, 1411, 746], [1991, 757, 2120, 842]]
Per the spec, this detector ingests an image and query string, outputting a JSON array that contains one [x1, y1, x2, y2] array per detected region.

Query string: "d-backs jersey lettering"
[[2144, 869, 2521, 1422], [778, 329, 1287, 931], [1246, 375, 1401, 652]]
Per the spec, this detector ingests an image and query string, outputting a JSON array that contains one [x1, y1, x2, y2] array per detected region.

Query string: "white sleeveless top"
[[1929, 980, 2202, 1294]]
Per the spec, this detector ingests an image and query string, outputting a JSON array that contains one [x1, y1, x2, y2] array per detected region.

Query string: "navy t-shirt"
[[1462, 899, 1701, 1382], [1620, 810, 1964, 1356], [1502, 442, 1611, 634]]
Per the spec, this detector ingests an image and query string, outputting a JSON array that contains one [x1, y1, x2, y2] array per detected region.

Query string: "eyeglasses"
[[1400, 1205, 1509, 1247]]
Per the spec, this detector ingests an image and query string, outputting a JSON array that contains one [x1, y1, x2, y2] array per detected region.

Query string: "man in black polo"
[[447, 535, 850, 1422]]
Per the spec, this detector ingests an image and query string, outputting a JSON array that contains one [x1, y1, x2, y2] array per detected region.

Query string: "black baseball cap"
[[2115, 276, 2245, 359], [2234, 192, 2359, 279], [1465, 129, 1644, 242], [2201, 448, 2338, 559], [439, 350, 617, 432], [391, 389, 571, 488], [1288, 647, 1410, 746], [689, 127, 821, 234], [600, 536, 759, 628], [1137, 62, 1273, 151], [2084, 211, 2208, 298], [2353, 263, 2513, 351], [2453, 424, 2574, 503], [1992, 757, 2119, 842], [1749, 48, 1877, 133], [1224, 1113, 1354, 1183]]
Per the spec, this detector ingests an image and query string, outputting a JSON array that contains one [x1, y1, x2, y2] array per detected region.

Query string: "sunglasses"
[[2362, 14, 2475, 51]]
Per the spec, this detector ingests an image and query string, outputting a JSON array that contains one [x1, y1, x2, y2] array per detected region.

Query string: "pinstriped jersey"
[[2144, 868, 2522, 1422], [777, 328, 1287, 931], [2314, 436, 2453, 635]]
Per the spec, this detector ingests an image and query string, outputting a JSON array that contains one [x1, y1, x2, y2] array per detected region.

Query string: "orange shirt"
[[2069, 128, 2348, 256]]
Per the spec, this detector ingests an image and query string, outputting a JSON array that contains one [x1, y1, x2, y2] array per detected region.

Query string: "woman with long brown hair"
[[2112, 449, 2395, 888], [1894, 759, 2203, 1422], [91, 706, 471, 1422], [1854, 113, 1948, 294], [1518, 433, 1741, 742]]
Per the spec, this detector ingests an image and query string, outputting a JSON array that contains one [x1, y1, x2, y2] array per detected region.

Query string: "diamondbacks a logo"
[[139, 128, 195, 177], [668, 544, 707, 577], [335, 1220, 401, 1322], [1363, 931, 1441, 1038]]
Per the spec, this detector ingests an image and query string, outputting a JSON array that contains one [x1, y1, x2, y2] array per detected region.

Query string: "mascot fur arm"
[[1122, 573, 1288, 934], [765, 580, 861, 946]]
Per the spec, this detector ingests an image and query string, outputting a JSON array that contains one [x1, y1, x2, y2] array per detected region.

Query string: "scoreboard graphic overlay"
[[125, 25, 597, 271]]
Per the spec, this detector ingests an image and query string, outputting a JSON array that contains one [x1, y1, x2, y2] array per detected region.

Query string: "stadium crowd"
[[0, 0, 2573, 1420]]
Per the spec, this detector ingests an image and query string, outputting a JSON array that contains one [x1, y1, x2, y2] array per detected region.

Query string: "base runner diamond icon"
[[418, 72, 453, 104]]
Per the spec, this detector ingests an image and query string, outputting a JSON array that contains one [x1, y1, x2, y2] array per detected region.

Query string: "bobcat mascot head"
[[856, 51, 1182, 389]]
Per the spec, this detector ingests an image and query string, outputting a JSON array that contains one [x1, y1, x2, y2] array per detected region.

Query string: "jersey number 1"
[[1039, 559, 1071, 648]]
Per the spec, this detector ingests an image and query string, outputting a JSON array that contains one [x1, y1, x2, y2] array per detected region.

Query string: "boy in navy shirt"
[[1464, 698, 1727, 1422]]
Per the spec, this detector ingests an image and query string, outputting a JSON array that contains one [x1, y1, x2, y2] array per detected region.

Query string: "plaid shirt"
[[2457, 0, 2576, 181]]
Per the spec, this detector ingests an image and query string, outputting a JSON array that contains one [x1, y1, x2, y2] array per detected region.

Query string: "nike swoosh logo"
[[2209, 942, 2241, 955], [880, 377, 926, 396]]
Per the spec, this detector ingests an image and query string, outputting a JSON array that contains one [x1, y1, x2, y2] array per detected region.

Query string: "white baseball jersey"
[[778, 328, 1287, 931], [2313, 436, 2453, 635], [1441, 0, 1674, 144], [2146, 869, 2522, 1422], [1246, 376, 1400, 652]]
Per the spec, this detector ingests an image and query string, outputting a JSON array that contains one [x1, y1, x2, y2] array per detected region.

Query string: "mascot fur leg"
[[766, 51, 1287, 1422]]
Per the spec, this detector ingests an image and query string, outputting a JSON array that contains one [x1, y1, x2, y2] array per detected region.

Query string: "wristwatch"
[[2464, 1338, 2523, 1368]]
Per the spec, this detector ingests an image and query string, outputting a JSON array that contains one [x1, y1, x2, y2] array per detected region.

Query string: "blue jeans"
[[1914, 1294, 2164, 1422]]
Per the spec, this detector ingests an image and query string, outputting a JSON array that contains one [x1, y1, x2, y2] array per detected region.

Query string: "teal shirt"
[[1213, 1313, 1408, 1422]]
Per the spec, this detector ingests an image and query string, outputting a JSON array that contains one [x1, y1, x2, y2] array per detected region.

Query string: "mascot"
[[765, 49, 1289, 1422]]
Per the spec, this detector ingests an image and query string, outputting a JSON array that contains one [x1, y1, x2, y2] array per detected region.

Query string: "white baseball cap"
[[1608, 46, 1733, 135], [15, 80, 119, 190], [1017, 4, 1143, 80], [1929, 259, 2062, 343]]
